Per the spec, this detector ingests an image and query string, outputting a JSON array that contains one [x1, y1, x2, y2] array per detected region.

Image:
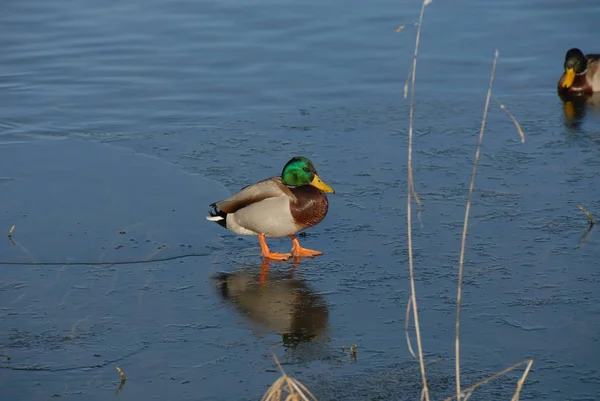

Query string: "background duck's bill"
[[562, 68, 576, 88]]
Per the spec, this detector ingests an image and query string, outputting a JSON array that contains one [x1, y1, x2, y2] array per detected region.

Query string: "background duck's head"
[[562, 48, 587, 89], [281, 156, 335, 193]]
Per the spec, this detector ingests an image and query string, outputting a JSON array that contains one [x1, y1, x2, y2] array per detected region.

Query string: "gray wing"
[[212, 177, 295, 214]]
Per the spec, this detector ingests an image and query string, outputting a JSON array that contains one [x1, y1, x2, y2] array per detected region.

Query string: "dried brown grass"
[[262, 354, 318, 401], [577, 204, 595, 226], [404, 0, 431, 399], [403, 3, 533, 401]]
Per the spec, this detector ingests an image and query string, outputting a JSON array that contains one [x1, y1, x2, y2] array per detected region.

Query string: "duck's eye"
[[302, 167, 310, 172]]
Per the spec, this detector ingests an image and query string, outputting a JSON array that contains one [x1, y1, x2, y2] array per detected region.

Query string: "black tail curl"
[[207, 203, 228, 228]]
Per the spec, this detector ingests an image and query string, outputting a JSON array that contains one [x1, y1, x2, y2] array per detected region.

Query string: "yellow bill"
[[310, 174, 335, 193], [562, 68, 576, 88]]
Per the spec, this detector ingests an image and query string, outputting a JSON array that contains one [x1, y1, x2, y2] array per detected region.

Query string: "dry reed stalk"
[[115, 365, 127, 381], [405, 1, 432, 400], [455, 49, 499, 400], [404, 296, 417, 359], [443, 359, 533, 401], [453, 50, 533, 401], [577, 204, 596, 244], [577, 204, 595, 225], [492, 95, 525, 143], [511, 359, 534, 401], [115, 365, 127, 394], [262, 354, 318, 401]]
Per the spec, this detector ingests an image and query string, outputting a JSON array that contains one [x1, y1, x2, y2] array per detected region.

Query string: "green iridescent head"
[[281, 156, 335, 193], [562, 48, 587, 89]]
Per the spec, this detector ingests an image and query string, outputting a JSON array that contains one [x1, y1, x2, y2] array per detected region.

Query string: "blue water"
[[1, 0, 600, 400]]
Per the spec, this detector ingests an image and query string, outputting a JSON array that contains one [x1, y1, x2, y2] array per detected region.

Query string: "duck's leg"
[[259, 258, 271, 284], [290, 234, 323, 258], [259, 234, 292, 261]]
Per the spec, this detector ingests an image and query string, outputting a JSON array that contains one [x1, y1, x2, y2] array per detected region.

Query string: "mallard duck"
[[558, 48, 600, 95], [206, 156, 335, 261]]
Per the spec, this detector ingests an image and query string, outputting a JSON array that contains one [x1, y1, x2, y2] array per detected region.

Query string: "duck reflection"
[[213, 259, 329, 347], [559, 92, 600, 129]]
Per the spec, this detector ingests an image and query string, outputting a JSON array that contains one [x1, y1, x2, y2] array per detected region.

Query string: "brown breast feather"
[[289, 185, 329, 230]]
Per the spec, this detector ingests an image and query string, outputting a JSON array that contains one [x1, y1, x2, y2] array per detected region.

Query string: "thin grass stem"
[[492, 95, 525, 143], [455, 49, 499, 401], [405, 296, 417, 359], [443, 359, 534, 401], [406, 1, 432, 400]]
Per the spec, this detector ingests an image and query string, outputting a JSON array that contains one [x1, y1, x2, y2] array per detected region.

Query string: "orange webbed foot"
[[258, 234, 292, 261], [263, 251, 293, 261], [290, 234, 323, 258]]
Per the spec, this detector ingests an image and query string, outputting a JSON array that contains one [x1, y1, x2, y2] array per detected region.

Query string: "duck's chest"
[[289, 186, 329, 230], [569, 73, 594, 94]]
